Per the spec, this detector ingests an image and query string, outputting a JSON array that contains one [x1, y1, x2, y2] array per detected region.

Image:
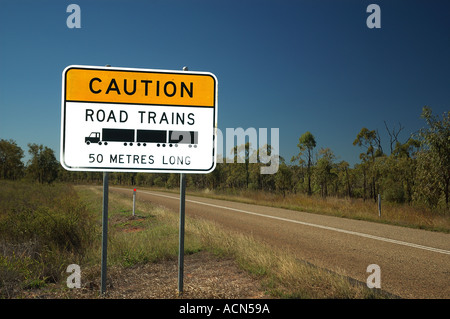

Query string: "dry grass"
[[186, 211, 385, 298], [184, 189, 450, 233]]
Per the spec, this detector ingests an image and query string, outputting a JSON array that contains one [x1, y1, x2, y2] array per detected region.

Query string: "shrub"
[[0, 181, 96, 297]]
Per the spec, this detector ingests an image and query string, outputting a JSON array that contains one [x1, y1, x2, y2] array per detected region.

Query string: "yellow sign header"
[[64, 66, 216, 107]]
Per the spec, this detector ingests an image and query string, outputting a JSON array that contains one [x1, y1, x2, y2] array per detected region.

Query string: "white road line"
[[114, 188, 450, 255]]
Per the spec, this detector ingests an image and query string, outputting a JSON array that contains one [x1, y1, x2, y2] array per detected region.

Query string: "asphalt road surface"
[[111, 187, 450, 299]]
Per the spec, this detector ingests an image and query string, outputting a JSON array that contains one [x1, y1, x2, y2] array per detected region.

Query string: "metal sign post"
[[101, 171, 109, 295], [178, 173, 186, 294], [177, 66, 189, 295], [100, 64, 111, 296]]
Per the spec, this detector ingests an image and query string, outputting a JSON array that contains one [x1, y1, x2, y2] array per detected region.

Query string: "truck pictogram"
[[85, 128, 198, 147]]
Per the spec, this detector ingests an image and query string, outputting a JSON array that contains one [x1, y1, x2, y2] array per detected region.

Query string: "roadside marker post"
[[378, 194, 381, 218], [133, 188, 136, 217]]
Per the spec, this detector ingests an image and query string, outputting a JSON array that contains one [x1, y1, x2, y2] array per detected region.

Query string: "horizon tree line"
[[0, 106, 448, 212]]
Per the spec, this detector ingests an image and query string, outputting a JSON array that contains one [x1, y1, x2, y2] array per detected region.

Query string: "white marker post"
[[133, 188, 136, 217], [378, 194, 381, 218]]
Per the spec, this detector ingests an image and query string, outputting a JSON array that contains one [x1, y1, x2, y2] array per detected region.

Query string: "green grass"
[[75, 186, 203, 269]]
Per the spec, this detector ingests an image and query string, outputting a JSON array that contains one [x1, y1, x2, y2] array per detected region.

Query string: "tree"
[[0, 139, 24, 180], [337, 160, 352, 198], [392, 138, 420, 203], [26, 143, 59, 184], [384, 121, 404, 154], [224, 158, 246, 189], [354, 158, 369, 201], [315, 148, 336, 197], [275, 161, 292, 197], [292, 132, 316, 195], [353, 128, 383, 201], [206, 162, 224, 190], [231, 142, 254, 188], [414, 106, 450, 210]]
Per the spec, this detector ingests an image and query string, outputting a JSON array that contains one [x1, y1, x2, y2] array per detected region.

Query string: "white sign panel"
[[60, 65, 218, 173]]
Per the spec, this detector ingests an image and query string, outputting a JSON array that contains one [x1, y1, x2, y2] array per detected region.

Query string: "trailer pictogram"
[[85, 128, 198, 147]]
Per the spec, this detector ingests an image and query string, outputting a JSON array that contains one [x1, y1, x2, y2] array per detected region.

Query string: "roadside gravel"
[[20, 251, 269, 299]]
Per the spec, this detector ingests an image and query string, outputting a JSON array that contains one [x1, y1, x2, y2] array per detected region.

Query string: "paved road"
[[111, 187, 450, 299]]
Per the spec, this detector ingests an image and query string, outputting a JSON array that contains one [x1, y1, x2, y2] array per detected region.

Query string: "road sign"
[[60, 65, 218, 173]]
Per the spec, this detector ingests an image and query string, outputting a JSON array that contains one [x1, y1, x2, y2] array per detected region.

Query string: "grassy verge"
[[1, 181, 390, 298], [189, 214, 387, 298], [75, 185, 388, 299], [75, 186, 203, 269]]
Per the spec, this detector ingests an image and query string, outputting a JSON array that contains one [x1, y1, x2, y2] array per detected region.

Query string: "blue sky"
[[1, 0, 449, 167]]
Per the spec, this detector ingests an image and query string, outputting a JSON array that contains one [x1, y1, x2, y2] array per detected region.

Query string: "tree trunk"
[[372, 177, 377, 202], [345, 167, 352, 197], [363, 169, 366, 201], [445, 176, 449, 209], [307, 174, 312, 195]]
